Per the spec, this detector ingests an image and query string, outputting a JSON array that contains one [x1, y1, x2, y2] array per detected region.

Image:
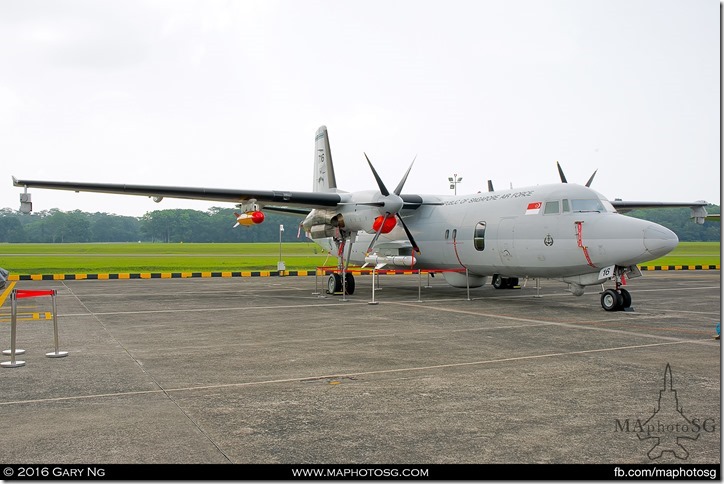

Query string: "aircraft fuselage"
[[309, 183, 678, 288]]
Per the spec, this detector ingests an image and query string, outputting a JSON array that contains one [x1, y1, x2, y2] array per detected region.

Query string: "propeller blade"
[[364, 153, 389, 196], [366, 213, 389, 255], [556, 161, 568, 183], [393, 156, 416, 196], [396, 214, 420, 254], [585, 169, 598, 187]]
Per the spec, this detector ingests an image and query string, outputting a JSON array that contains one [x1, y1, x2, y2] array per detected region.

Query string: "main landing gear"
[[492, 274, 519, 289], [327, 273, 355, 295], [326, 231, 356, 296]]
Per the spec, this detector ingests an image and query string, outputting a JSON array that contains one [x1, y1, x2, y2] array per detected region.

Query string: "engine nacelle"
[[331, 211, 377, 234], [309, 224, 337, 239]]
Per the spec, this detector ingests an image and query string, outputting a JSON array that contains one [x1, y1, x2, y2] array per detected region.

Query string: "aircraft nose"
[[643, 225, 678, 259]]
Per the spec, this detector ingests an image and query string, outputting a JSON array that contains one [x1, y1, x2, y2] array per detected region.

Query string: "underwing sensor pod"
[[233, 211, 265, 227], [233, 199, 264, 227]]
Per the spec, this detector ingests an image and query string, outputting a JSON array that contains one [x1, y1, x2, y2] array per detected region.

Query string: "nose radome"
[[643, 225, 679, 259]]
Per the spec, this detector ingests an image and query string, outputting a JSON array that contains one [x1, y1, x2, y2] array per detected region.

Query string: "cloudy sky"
[[0, 0, 719, 216]]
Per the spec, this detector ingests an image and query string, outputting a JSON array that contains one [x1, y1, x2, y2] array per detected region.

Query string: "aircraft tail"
[[313, 125, 338, 193]]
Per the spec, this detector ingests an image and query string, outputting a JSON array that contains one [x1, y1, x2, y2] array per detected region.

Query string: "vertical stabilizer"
[[313, 125, 338, 192]]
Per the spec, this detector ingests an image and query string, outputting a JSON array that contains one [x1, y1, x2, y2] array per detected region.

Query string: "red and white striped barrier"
[[2, 289, 67, 368]]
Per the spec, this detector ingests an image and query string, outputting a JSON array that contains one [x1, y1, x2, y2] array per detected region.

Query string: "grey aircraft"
[[12, 126, 714, 311]]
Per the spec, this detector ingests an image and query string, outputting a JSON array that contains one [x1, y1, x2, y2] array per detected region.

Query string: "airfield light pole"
[[448, 174, 462, 195], [278, 224, 285, 273]]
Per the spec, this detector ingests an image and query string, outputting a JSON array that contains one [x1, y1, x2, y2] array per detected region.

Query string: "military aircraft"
[[11, 126, 714, 311]]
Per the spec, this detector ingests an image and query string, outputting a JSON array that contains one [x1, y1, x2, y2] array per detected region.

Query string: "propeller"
[[364, 153, 420, 255], [556, 161, 597, 188]]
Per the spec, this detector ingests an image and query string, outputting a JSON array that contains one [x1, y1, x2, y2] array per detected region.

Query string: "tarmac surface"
[[0, 271, 720, 465]]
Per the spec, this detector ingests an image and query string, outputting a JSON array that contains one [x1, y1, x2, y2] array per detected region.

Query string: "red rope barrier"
[[15, 289, 56, 299]]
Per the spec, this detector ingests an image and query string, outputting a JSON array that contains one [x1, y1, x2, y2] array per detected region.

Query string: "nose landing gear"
[[601, 288, 632, 311], [600, 266, 634, 312]]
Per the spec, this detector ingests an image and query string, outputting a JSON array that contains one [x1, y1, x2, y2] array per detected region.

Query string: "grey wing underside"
[[12, 177, 341, 214], [611, 200, 717, 223], [11, 177, 434, 214]]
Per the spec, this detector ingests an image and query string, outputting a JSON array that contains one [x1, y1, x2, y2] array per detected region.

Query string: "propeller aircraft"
[[12, 126, 715, 311]]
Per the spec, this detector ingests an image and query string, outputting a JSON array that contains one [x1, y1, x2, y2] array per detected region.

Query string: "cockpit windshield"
[[571, 199, 606, 213]]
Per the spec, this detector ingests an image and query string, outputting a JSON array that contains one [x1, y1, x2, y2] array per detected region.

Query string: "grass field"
[[642, 241, 720, 267], [0, 241, 719, 274], [0, 242, 333, 273]]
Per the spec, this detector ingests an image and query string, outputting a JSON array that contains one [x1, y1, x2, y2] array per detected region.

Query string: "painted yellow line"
[[0, 312, 53, 323], [0, 282, 17, 308]]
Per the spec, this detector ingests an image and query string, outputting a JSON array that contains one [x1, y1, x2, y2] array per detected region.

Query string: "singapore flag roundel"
[[525, 202, 542, 215]]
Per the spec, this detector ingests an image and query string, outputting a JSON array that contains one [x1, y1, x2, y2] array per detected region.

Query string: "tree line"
[[0, 205, 719, 243], [0, 207, 308, 243]]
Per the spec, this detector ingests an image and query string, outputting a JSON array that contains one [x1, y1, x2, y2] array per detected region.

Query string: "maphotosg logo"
[[615, 364, 717, 460]]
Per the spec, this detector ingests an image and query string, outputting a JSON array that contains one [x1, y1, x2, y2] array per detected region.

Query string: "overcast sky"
[[0, 0, 719, 217]]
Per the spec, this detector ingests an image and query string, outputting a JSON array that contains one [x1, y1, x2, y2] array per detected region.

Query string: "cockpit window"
[[544, 201, 560, 214], [571, 199, 606, 213]]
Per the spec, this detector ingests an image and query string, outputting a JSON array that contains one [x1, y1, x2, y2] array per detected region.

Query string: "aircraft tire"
[[344, 273, 355, 295], [492, 274, 504, 289], [328, 274, 342, 294], [619, 288, 632, 308], [601, 289, 623, 311]]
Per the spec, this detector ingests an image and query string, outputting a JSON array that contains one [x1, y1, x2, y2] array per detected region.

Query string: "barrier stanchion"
[[46, 291, 68, 358], [2, 291, 25, 368], [368, 267, 379, 305], [2, 288, 67, 367], [2, 291, 25, 357], [466, 269, 471, 301], [312, 269, 321, 296], [417, 270, 422, 302]]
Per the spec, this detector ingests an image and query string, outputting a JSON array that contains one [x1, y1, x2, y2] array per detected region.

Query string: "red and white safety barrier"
[[2, 289, 67, 368]]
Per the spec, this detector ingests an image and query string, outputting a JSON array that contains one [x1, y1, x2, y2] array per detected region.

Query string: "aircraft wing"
[[611, 199, 717, 223], [11, 177, 341, 211], [611, 200, 709, 211]]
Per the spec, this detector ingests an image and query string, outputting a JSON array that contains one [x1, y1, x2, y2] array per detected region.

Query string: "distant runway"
[[0, 271, 719, 466]]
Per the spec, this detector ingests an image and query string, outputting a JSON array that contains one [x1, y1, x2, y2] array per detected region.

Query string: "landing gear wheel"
[[492, 274, 504, 289], [619, 288, 632, 309], [493, 274, 518, 289], [327, 273, 355, 295], [601, 289, 623, 311], [344, 273, 355, 295], [328, 274, 342, 294]]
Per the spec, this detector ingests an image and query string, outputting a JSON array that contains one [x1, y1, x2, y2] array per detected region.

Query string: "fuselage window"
[[445, 229, 450, 240], [474, 222, 486, 251], [452, 229, 457, 240], [544, 200, 560, 215]]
